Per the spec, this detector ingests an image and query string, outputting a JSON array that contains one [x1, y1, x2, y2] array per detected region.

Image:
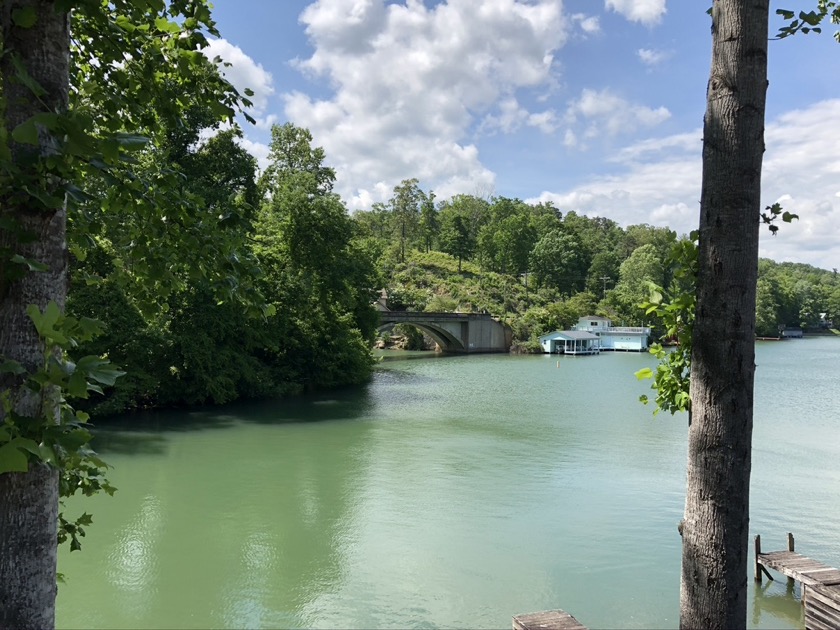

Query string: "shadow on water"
[[375, 349, 450, 362], [89, 383, 376, 457], [60, 378, 379, 629], [752, 579, 804, 629]]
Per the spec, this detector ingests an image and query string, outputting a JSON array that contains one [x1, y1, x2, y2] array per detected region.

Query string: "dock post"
[[787, 533, 796, 591], [754, 535, 774, 583]]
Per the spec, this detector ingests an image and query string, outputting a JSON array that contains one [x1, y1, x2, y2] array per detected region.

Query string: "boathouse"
[[573, 316, 651, 352], [781, 327, 804, 338], [538, 330, 600, 355]]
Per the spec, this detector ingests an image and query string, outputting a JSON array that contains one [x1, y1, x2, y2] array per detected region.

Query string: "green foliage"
[[529, 229, 587, 293], [761, 202, 799, 236], [438, 211, 474, 271], [776, 3, 840, 40], [605, 244, 664, 326], [0, 303, 119, 548], [635, 235, 698, 417], [477, 198, 537, 276], [66, 123, 379, 415]]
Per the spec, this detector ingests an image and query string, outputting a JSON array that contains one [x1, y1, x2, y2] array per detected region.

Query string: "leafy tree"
[[529, 229, 586, 294], [585, 249, 622, 298], [418, 191, 439, 253], [754, 277, 780, 336], [438, 212, 474, 272], [606, 244, 663, 325], [561, 212, 624, 272], [260, 123, 335, 195], [352, 201, 391, 241], [254, 123, 377, 390], [389, 178, 426, 263], [528, 201, 563, 236], [438, 193, 491, 242], [0, 2, 254, 624], [476, 198, 537, 277]]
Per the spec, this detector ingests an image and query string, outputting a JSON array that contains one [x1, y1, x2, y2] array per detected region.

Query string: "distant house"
[[539, 330, 601, 355], [573, 316, 651, 352]]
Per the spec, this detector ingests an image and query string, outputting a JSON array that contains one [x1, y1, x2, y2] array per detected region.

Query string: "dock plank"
[[513, 610, 588, 630], [757, 551, 840, 587], [755, 536, 840, 629], [805, 587, 840, 630]]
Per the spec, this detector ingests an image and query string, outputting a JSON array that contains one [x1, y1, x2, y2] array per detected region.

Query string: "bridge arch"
[[377, 321, 465, 352], [376, 311, 511, 354]]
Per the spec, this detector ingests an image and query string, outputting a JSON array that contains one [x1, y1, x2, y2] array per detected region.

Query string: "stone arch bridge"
[[378, 311, 512, 354]]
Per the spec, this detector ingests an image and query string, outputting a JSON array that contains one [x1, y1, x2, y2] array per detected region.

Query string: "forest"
[[69, 122, 840, 416]]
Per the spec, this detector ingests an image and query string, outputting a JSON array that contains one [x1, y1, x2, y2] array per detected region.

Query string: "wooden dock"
[[755, 533, 840, 630], [513, 609, 587, 630]]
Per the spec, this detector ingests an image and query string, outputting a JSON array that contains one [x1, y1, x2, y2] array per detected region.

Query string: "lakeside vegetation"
[[65, 125, 840, 417]]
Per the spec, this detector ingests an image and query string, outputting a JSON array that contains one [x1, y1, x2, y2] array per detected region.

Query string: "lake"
[[56, 337, 840, 629]]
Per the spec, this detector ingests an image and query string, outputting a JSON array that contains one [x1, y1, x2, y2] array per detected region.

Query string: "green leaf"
[[76, 356, 126, 386], [635, 367, 654, 381], [76, 513, 94, 527], [11, 6, 37, 28], [27, 301, 62, 340], [10, 254, 48, 272], [0, 442, 29, 473], [11, 119, 39, 145], [57, 428, 92, 453], [113, 133, 149, 151], [10, 54, 46, 97], [0, 359, 26, 376], [38, 444, 57, 465], [67, 370, 89, 398]]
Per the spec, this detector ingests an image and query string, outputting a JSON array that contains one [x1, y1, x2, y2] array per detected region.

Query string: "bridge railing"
[[380, 311, 497, 321]]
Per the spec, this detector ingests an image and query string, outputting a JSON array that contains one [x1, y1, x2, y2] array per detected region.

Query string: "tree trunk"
[[681, 2, 768, 629], [0, 465, 60, 629], [1, 2, 71, 627]]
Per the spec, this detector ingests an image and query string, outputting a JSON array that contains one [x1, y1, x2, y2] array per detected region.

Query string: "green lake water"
[[56, 337, 840, 629]]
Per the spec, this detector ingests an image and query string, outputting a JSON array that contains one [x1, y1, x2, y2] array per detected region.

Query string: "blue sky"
[[206, 1, 840, 271]]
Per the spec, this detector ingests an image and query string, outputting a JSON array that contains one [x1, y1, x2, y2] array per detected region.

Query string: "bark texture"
[[0, 2, 70, 628], [681, 2, 769, 629], [0, 465, 60, 630]]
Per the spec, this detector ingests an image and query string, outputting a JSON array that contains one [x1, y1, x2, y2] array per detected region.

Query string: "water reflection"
[[752, 579, 803, 628], [57, 339, 840, 629], [59, 388, 375, 628]]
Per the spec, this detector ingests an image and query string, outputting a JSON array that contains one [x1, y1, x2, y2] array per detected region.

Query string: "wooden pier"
[[755, 533, 840, 630], [513, 609, 587, 630]]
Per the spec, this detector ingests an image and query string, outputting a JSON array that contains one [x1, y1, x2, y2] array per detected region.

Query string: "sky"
[[204, 0, 840, 271]]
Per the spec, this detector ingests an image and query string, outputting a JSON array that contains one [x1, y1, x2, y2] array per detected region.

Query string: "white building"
[[573, 316, 650, 352], [538, 330, 601, 355]]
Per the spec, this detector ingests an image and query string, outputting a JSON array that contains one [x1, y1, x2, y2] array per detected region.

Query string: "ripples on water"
[[56, 338, 839, 629]]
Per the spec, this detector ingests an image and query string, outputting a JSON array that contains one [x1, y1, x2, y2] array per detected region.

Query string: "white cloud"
[[528, 99, 840, 271], [479, 97, 558, 135], [572, 13, 601, 35], [237, 137, 271, 170], [605, 0, 667, 26], [564, 88, 671, 140], [285, 0, 570, 209], [610, 131, 700, 163], [204, 38, 275, 125], [637, 47, 669, 66]]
